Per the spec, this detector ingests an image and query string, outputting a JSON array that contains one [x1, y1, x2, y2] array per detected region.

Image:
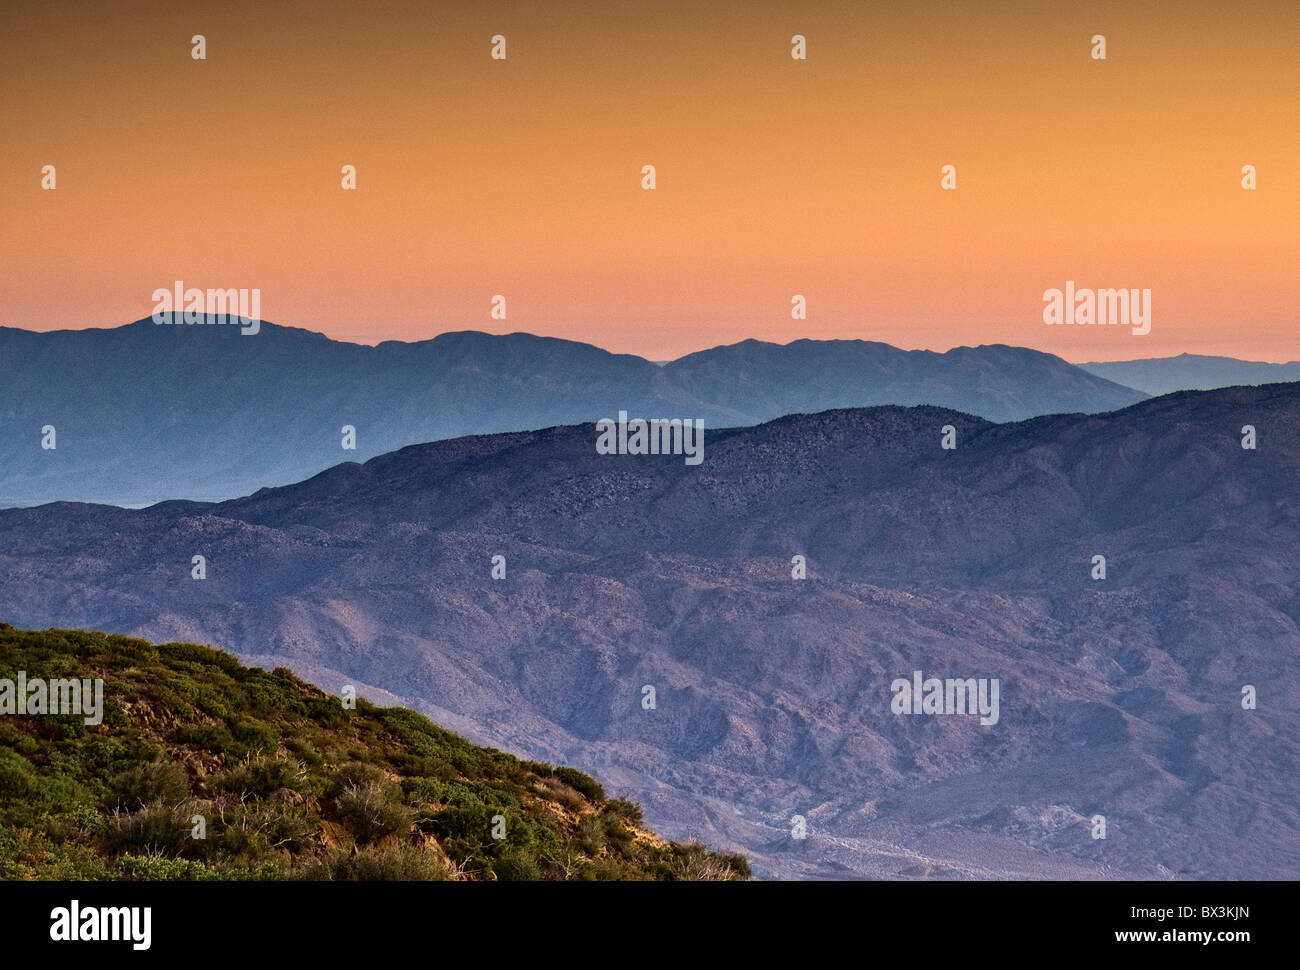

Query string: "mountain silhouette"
[[1081, 353, 1300, 396], [0, 317, 1144, 506]]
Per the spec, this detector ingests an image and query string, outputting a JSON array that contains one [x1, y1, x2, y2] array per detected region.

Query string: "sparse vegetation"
[[0, 626, 750, 881]]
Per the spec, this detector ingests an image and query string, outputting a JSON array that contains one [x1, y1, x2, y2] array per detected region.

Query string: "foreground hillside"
[[0, 625, 749, 881]]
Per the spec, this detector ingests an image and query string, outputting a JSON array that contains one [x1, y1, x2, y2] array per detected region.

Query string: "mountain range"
[[0, 317, 1146, 506], [1080, 354, 1300, 396], [2, 382, 1297, 879]]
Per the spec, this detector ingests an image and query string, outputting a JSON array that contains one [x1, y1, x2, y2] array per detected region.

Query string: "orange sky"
[[2, 0, 1297, 362]]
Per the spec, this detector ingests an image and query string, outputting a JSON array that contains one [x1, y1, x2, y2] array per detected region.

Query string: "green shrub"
[[117, 853, 214, 881], [108, 761, 189, 808], [554, 767, 604, 803], [336, 780, 410, 844], [228, 717, 278, 754], [402, 776, 445, 802], [174, 723, 239, 756], [0, 750, 40, 801], [491, 851, 541, 881], [106, 802, 191, 854], [300, 844, 451, 881], [213, 803, 319, 857], [603, 798, 643, 826], [577, 813, 606, 854], [212, 755, 308, 800], [325, 762, 386, 797]]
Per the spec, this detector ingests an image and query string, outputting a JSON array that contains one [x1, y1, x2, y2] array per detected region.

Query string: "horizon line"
[[6, 315, 1300, 368]]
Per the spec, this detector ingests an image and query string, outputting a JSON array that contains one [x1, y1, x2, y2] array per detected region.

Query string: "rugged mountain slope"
[[1, 385, 1297, 878], [670, 339, 1143, 426], [0, 625, 748, 881], [0, 318, 1144, 505], [1080, 353, 1300, 396]]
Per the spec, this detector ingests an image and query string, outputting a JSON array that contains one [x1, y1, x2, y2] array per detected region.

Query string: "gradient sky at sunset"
[[2, 0, 1297, 361]]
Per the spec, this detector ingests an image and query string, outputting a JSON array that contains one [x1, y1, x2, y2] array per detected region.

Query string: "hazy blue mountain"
[[2, 383, 1296, 879], [0, 317, 1144, 506], [1080, 353, 1300, 396]]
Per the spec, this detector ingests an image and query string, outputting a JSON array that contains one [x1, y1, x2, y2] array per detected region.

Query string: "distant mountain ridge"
[[1080, 353, 1300, 396], [0, 317, 1145, 506]]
